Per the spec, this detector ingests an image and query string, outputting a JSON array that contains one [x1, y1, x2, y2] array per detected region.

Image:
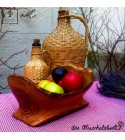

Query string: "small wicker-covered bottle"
[[42, 10, 89, 71], [24, 39, 50, 84]]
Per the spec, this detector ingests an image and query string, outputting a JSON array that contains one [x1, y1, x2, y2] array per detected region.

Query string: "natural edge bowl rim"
[[8, 74, 94, 98]]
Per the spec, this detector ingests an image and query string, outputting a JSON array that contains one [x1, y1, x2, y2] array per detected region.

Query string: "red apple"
[[58, 79, 63, 87], [62, 71, 84, 92]]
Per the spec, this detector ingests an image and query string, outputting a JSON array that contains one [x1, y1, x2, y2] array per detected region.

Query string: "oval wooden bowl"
[[7, 63, 94, 127]]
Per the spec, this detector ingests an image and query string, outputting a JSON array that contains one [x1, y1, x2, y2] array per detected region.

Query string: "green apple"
[[43, 82, 64, 94], [38, 80, 51, 88]]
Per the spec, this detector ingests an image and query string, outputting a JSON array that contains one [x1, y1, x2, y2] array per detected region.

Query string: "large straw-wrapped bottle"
[[42, 10, 89, 71], [24, 39, 50, 84]]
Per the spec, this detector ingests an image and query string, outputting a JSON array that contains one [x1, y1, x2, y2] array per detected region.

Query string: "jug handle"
[[42, 50, 51, 69], [59, 15, 89, 54]]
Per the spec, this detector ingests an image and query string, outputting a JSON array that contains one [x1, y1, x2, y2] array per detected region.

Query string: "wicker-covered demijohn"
[[42, 10, 89, 71]]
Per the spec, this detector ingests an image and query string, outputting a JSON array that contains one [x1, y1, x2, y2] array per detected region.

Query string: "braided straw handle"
[[42, 50, 51, 69], [59, 15, 89, 53]]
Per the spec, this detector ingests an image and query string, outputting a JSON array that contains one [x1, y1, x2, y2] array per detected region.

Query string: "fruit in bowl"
[[59, 71, 84, 92], [38, 65, 86, 94], [38, 80, 51, 88], [43, 82, 64, 94], [52, 67, 68, 83]]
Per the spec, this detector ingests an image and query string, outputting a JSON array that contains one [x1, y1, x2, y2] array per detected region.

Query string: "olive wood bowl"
[[7, 63, 94, 127]]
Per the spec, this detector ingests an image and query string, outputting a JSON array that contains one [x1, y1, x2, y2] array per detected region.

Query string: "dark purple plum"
[[52, 67, 68, 83]]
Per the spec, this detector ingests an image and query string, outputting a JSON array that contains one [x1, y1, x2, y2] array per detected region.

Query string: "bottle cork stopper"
[[32, 39, 41, 46], [58, 10, 69, 16], [33, 39, 40, 43]]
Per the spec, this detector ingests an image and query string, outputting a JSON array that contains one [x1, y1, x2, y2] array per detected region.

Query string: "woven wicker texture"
[[42, 10, 89, 71], [24, 43, 50, 84]]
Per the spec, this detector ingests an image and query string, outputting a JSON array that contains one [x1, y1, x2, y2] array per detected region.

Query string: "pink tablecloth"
[[0, 81, 125, 132]]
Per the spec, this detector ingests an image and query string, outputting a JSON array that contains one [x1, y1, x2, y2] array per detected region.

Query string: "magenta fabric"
[[0, 81, 125, 132]]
